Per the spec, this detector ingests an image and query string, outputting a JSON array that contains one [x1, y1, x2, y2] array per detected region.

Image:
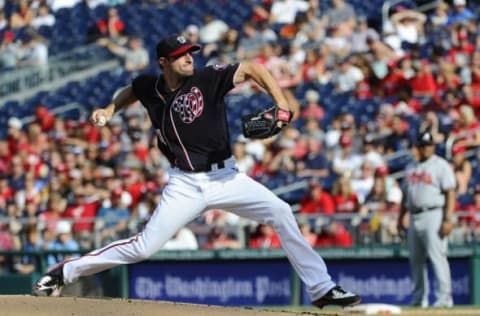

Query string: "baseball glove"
[[241, 105, 293, 139]]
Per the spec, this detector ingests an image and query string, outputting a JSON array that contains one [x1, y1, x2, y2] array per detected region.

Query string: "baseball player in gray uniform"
[[398, 131, 456, 308]]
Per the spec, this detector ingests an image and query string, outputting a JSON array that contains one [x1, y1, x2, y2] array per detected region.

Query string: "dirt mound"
[[0, 296, 339, 316]]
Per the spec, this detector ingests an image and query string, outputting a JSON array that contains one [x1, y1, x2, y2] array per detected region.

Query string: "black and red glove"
[[241, 105, 293, 139]]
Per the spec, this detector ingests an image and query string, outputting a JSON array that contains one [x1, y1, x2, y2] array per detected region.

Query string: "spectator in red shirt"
[[408, 59, 437, 99], [301, 89, 324, 121], [63, 187, 98, 235], [249, 223, 281, 249], [7, 117, 25, 154], [315, 222, 353, 248], [0, 140, 11, 172], [380, 58, 409, 98], [35, 105, 55, 133], [452, 104, 480, 149], [331, 176, 359, 214], [0, 174, 13, 203], [463, 83, 480, 116], [455, 186, 480, 242], [436, 61, 461, 100], [121, 167, 144, 209], [299, 180, 335, 215], [203, 226, 242, 250], [90, 7, 125, 44], [39, 193, 67, 235], [447, 24, 475, 67], [299, 48, 328, 83]]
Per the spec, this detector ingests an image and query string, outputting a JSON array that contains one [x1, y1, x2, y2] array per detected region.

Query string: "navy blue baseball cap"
[[417, 131, 434, 146], [156, 34, 201, 59]]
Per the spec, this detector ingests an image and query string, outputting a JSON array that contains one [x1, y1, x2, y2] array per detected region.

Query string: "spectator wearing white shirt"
[[17, 32, 48, 68], [162, 227, 199, 250], [361, 134, 386, 169], [233, 139, 255, 174], [269, 0, 310, 25], [98, 36, 149, 73], [198, 13, 229, 44], [47, 0, 82, 12], [31, 4, 55, 29], [334, 56, 364, 92], [351, 161, 375, 204], [332, 134, 363, 177], [323, 0, 356, 37], [389, 7, 426, 45]]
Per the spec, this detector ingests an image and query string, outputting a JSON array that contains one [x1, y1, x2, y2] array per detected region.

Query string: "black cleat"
[[32, 264, 65, 297], [312, 285, 361, 308]]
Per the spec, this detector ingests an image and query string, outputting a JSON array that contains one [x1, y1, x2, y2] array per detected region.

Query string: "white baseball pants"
[[63, 157, 335, 300]]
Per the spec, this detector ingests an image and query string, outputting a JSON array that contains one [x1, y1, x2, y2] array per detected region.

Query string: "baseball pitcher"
[[33, 34, 360, 309]]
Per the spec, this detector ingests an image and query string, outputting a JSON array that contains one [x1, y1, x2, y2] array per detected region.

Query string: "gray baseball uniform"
[[403, 154, 456, 307]]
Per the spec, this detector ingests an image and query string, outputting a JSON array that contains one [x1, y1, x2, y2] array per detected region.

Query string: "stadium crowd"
[[1, 0, 480, 275]]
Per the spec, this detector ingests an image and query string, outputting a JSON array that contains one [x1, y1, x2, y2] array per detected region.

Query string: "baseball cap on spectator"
[[339, 134, 353, 147], [452, 145, 466, 155], [70, 146, 84, 155], [156, 34, 201, 59], [375, 165, 389, 177], [305, 89, 320, 103], [357, 15, 367, 23], [278, 139, 295, 149], [8, 117, 22, 130], [145, 181, 157, 193], [186, 24, 199, 35], [458, 30, 468, 41], [416, 131, 434, 146], [453, 0, 466, 6], [25, 196, 35, 204], [474, 185, 480, 194], [112, 187, 123, 198], [118, 167, 131, 177], [366, 31, 380, 43], [56, 220, 71, 234], [68, 168, 82, 180], [363, 134, 376, 145], [98, 166, 114, 178], [341, 121, 352, 130], [55, 163, 68, 173], [308, 178, 323, 189], [3, 31, 14, 41]]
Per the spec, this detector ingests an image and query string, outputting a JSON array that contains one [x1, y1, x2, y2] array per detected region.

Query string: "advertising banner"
[[129, 261, 292, 306], [301, 258, 471, 305]]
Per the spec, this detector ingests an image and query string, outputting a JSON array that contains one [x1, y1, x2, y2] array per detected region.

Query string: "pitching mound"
[[0, 296, 339, 316]]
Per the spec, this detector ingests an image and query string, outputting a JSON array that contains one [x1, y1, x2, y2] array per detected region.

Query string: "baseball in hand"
[[97, 115, 107, 126]]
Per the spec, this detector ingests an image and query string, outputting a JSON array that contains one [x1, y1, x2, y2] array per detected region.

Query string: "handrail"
[[0, 59, 119, 104], [0, 44, 109, 80], [383, 149, 413, 161]]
